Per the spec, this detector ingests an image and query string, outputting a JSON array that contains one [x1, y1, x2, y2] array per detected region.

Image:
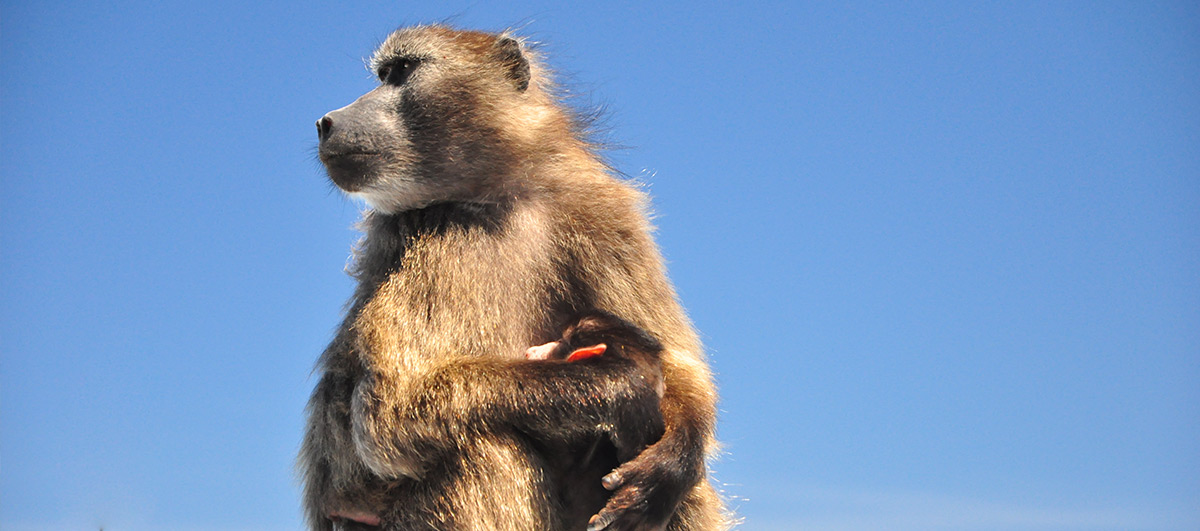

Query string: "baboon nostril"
[[317, 116, 334, 139]]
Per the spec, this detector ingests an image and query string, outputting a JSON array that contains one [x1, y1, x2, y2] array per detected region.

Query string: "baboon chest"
[[353, 236, 557, 367]]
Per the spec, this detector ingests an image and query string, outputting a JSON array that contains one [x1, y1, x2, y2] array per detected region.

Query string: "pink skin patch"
[[525, 341, 561, 360], [329, 510, 381, 527], [524, 341, 608, 362]]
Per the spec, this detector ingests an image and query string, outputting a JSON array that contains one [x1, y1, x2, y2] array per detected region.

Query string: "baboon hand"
[[587, 436, 695, 531]]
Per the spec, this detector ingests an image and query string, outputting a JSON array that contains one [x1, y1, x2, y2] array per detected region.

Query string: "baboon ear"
[[495, 37, 530, 92]]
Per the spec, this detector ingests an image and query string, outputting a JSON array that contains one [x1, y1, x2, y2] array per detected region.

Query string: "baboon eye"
[[379, 60, 417, 86]]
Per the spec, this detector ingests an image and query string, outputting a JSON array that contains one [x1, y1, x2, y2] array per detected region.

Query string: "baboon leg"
[[383, 434, 560, 531], [668, 480, 730, 531]]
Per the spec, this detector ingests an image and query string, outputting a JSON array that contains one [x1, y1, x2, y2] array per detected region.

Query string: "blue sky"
[[1, 2, 1196, 530]]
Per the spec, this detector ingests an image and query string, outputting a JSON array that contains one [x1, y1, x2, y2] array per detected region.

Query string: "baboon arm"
[[591, 350, 713, 529], [350, 356, 664, 479]]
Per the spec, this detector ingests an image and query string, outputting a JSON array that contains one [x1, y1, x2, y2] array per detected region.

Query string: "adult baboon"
[[301, 25, 727, 531]]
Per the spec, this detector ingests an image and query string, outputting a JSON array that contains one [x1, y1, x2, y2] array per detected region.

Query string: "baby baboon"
[[302, 25, 728, 531], [524, 311, 669, 528], [525, 311, 666, 399], [525, 311, 662, 366]]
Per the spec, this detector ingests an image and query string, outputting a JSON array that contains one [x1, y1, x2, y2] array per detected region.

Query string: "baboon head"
[[316, 26, 553, 213]]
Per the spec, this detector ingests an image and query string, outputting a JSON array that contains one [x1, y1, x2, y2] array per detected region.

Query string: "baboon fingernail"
[[587, 514, 607, 531], [601, 472, 621, 490]]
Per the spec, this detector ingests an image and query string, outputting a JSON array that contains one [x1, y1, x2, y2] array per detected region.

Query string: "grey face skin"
[[317, 84, 408, 193]]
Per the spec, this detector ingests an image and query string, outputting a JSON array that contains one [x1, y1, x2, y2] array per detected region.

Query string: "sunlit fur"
[[302, 25, 731, 530]]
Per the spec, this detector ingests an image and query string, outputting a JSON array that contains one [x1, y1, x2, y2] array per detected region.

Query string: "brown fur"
[[302, 25, 730, 530]]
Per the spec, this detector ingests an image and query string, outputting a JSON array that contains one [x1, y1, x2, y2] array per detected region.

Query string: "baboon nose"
[[316, 115, 334, 140]]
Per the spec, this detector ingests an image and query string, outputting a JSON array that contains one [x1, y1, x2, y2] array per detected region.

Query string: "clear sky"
[[2, 1, 1197, 530]]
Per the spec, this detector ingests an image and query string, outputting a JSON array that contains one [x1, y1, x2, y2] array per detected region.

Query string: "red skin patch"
[[565, 344, 607, 362]]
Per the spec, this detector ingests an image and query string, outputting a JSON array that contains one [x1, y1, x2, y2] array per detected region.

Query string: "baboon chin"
[[302, 24, 729, 531]]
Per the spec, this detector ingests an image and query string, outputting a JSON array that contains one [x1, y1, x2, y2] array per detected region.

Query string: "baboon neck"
[[381, 201, 511, 237], [349, 201, 514, 284]]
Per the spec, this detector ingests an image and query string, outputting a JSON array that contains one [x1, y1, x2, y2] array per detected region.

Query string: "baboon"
[[301, 25, 728, 531]]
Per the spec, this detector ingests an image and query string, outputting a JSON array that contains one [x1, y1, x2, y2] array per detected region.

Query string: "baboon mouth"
[[320, 150, 381, 161], [320, 151, 383, 192]]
